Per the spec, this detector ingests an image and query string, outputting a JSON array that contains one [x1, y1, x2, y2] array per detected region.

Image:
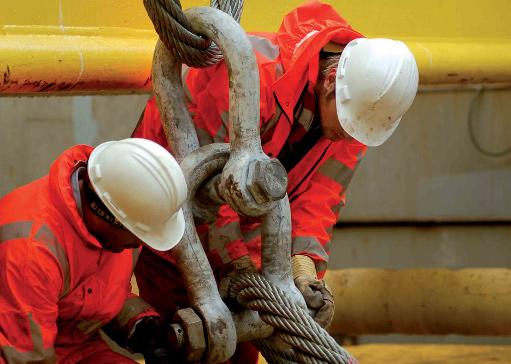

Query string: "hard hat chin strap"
[[84, 181, 128, 231]]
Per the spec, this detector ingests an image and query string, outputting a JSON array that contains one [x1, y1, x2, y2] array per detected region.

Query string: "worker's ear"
[[323, 69, 337, 99]]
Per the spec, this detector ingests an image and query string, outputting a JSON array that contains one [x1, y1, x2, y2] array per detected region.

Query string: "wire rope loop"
[[143, 0, 243, 67]]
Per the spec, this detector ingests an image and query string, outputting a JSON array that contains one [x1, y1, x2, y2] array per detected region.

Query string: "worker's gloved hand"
[[294, 274, 334, 328], [219, 255, 257, 304], [127, 316, 172, 364], [292, 255, 335, 329]]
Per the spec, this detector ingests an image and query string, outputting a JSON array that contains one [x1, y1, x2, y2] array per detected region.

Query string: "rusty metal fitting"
[[246, 158, 288, 204], [172, 308, 207, 362]]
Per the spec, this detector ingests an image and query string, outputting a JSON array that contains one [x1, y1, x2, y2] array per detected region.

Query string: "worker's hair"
[[319, 51, 341, 79]]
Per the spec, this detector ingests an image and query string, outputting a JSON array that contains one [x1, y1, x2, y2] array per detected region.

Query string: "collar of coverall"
[[322, 42, 344, 54]]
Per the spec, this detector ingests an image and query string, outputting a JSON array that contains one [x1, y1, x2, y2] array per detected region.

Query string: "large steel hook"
[[182, 6, 305, 305], [152, 6, 305, 362], [152, 29, 237, 364]]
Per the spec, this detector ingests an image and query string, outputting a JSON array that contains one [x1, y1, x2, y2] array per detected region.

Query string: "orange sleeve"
[[289, 141, 366, 278]]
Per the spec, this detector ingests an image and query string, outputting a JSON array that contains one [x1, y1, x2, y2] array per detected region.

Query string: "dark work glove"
[[294, 275, 335, 329], [127, 316, 171, 364], [292, 255, 335, 329]]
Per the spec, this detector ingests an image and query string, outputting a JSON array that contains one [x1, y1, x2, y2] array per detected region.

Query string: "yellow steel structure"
[[326, 268, 511, 336], [1, 0, 511, 94], [344, 344, 511, 364], [259, 345, 511, 364], [258, 345, 511, 364]]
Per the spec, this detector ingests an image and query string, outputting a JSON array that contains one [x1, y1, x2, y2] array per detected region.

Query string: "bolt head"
[[247, 159, 288, 203]]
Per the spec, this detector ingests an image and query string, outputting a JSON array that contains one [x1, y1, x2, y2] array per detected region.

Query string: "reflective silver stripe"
[[197, 127, 214, 146], [0, 221, 32, 242], [114, 296, 152, 329], [260, 104, 283, 136], [331, 201, 344, 217], [316, 158, 355, 189], [292, 237, 329, 274], [242, 225, 261, 243], [208, 221, 243, 263], [296, 106, 314, 130], [275, 63, 284, 78], [34, 225, 71, 299], [292, 236, 329, 262], [1, 313, 58, 364], [214, 111, 229, 142], [248, 34, 280, 61], [76, 318, 103, 336]]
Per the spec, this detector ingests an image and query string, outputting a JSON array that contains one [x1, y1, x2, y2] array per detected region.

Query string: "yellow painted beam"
[[1, 0, 511, 94], [258, 345, 511, 364], [0, 29, 155, 94], [345, 344, 511, 364], [326, 269, 511, 336]]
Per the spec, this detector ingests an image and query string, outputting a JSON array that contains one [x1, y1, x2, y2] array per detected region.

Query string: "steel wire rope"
[[143, 0, 243, 67], [232, 273, 357, 364]]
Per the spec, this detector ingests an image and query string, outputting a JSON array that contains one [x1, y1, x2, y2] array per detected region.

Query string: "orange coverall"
[[0, 145, 157, 364]]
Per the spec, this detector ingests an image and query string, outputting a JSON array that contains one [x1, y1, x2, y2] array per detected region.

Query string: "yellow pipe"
[[0, 30, 155, 94], [258, 344, 511, 364], [345, 344, 511, 364], [325, 268, 511, 336], [1, 0, 511, 94]]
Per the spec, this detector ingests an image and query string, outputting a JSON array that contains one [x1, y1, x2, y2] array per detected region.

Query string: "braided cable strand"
[[211, 0, 244, 22], [231, 274, 357, 364], [256, 338, 299, 364], [143, 0, 243, 67]]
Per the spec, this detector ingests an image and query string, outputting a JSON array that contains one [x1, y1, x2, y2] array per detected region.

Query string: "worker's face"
[[317, 70, 352, 142], [92, 221, 143, 253]]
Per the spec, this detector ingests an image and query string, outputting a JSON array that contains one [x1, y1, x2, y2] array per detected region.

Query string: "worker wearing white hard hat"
[[0, 138, 187, 363], [331, 38, 419, 146], [87, 137, 187, 251]]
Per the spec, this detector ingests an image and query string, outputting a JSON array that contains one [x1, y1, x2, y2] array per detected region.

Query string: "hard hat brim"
[[337, 108, 402, 147], [131, 208, 186, 252]]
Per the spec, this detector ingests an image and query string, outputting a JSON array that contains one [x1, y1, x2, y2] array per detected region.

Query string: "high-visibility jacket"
[[133, 0, 367, 278], [0, 145, 157, 364]]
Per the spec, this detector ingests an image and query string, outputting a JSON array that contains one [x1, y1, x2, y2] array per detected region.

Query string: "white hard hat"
[[87, 138, 187, 251], [335, 38, 419, 146]]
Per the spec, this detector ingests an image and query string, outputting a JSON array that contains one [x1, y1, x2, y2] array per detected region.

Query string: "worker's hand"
[[219, 256, 258, 308], [294, 275, 335, 329], [127, 316, 172, 364], [292, 255, 334, 329]]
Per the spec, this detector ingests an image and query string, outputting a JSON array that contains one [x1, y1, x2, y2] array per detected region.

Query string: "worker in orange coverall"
[[133, 1, 419, 362], [0, 138, 188, 364]]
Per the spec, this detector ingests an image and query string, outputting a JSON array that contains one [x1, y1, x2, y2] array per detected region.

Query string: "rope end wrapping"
[[143, 0, 243, 68], [292, 255, 318, 279]]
